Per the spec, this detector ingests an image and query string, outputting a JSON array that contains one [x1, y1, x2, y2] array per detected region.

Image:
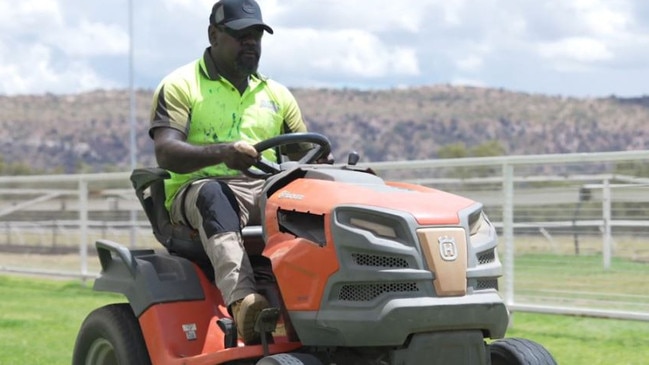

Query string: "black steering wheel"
[[244, 132, 331, 179]]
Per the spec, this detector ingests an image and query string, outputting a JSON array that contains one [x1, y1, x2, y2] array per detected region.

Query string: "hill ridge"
[[1, 85, 648, 174]]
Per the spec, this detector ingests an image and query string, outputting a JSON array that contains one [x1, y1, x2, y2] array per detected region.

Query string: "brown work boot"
[[230, 293, 270, 344]]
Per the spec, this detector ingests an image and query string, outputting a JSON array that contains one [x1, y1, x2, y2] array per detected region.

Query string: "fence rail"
[[1, 150, 648, 321]]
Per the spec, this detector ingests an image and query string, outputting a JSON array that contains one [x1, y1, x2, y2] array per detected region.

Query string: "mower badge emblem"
[[182, 323, 197, 341], [438, 236, 458, 261], [278, 190, 304, 200]]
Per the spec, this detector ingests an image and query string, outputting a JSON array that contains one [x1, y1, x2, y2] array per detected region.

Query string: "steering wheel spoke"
[[243, 133, 331, 179], [255, 160, 281, 173]]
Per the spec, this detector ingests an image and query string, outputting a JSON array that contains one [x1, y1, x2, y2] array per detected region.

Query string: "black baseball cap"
[[210, 0, 274, 34]]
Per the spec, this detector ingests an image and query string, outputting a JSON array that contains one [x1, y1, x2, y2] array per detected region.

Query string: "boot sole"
[[237, 293, 270, 345]]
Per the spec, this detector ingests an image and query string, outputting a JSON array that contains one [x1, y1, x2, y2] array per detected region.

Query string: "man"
[[148, 0, 308, 345]]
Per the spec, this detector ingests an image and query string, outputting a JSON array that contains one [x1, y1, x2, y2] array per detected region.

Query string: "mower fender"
[[93, 239, 205, 317]]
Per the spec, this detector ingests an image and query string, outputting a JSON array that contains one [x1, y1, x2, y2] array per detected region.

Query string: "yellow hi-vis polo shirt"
[[149, 48, 307, 210]]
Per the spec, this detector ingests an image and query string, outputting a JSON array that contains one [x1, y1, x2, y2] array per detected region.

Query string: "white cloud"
[[268, 0, 435, 33], [263, 28, 419, 85], [0, 0, 127, 94], [531, 1, 641, 73], [439, 0, 468, 26], [0, 43, 119, 95], [0, 0, 648, 97], [568, 0, 632, 36], [456, 55, 484, 72], [307, 30, 418, 77], [0, 0, 63, 31], [538, 37, 613, 66], [46, 20, 129, 57]]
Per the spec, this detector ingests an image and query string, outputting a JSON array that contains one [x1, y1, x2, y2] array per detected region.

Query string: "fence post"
[[78, 179, 89, 282], [502, 163, 515, 308], [52, 220, 57, 249], [602, 178, 612, 270], [5, 221, 10, 245]]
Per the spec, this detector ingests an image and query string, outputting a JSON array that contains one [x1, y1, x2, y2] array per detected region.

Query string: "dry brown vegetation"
[[1, 85, 648, 174]]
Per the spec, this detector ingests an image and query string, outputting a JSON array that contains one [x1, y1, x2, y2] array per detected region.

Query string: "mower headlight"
[[468, 210, 495, 242], [349, 218, 397, 239]]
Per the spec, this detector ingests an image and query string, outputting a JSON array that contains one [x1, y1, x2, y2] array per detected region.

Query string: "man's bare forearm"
[[155, 139, 230, 174]]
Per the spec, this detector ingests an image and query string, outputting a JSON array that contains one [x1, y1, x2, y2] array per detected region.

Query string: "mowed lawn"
[[1, 274, 648, 365]]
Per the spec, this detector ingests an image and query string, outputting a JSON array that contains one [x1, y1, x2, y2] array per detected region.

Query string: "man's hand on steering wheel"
[[222, 141, 260, 171], [244, 133, 332, 179]]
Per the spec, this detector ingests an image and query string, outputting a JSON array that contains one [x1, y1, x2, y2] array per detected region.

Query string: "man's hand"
[[222, 141, 259, 171], [316, 152, 335, 165]]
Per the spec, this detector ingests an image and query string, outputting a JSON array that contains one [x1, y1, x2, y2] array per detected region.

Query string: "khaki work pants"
[[170, 177, 265, 305]]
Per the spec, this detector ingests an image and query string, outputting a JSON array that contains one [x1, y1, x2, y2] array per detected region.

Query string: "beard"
[[235, 49, 260, 75]]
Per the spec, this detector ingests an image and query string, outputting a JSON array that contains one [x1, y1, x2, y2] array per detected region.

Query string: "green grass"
[[0, 275, 123, 365], [506, 312, 649, 365], [1, 275, 648, 364], [513, 254, 649, 311]]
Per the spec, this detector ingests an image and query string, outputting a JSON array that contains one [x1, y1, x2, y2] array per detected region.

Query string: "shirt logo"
[[259, 99, 279, 112]]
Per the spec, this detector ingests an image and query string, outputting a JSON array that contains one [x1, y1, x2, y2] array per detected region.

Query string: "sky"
[[1, 0, 648, 98]]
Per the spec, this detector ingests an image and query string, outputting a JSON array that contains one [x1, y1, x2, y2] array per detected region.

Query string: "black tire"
[[72, 303, 151, 365], [490, 338, 557, 365], [256, 353, 323, 365]]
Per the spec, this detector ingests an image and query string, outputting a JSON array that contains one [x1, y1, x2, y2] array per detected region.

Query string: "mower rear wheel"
[[256, 353, 323, 365], [490, 338, 557, 365], [72, 303, 151, 365]]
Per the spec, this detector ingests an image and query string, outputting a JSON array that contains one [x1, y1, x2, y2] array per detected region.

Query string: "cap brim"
[[225, 18, 274, 34]]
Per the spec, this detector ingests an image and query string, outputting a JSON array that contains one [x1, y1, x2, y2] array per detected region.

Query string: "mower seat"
[[129, 168, 266, 274]]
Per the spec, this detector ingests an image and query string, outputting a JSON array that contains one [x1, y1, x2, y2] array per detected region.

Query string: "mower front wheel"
[[72, 303, 151, 365], [490, 338, 557, 365]]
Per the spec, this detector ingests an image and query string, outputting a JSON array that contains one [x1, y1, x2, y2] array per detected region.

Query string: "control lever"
[[255, 307, 281, 356], [347, 151, 360, 166]]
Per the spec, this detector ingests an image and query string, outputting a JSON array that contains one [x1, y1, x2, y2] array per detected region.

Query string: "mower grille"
[[339, 282, 419, 301], [477, 250, 496, 265], [476, 279, 498, 290], [351, 253, 410, 268]]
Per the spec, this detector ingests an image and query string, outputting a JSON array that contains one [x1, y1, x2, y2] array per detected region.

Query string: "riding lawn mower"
[[72, 133, 557, 364]]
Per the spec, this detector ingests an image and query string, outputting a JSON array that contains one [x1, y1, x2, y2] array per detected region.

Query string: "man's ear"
[[208, 24, 218, 45]]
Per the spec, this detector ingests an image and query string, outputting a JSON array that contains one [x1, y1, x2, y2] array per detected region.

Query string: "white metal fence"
[[1, 150, 648, 321]]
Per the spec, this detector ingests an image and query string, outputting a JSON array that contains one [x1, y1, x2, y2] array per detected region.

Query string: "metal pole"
[[602, 179, 612, 270], [128, 0, 137, 171], [502, 163, 515, 308], [128, 0, 138, 248], [79, 180, 89, 283]]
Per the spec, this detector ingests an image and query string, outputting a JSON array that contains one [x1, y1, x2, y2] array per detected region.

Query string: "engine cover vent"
[[351, 253, 410, 268], [339, 282, 419, 301], [477, 250, 496, 265]]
